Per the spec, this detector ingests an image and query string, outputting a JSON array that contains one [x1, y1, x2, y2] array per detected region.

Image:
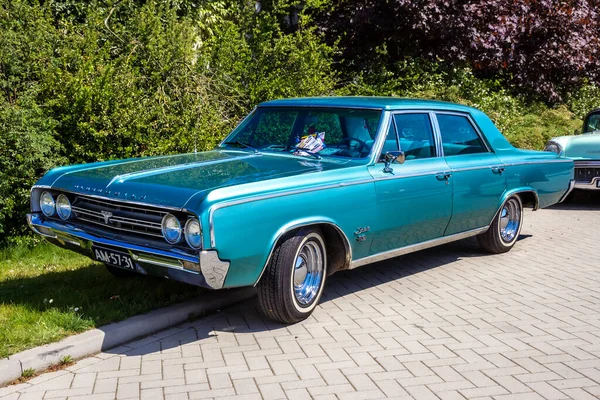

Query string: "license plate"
[[93, 246, 135, 270]]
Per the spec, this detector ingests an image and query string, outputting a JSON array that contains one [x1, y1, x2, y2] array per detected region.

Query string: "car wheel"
[[104, 264, 138, 278], [257, 227, 327, 324], [477, 195, 523, 254]]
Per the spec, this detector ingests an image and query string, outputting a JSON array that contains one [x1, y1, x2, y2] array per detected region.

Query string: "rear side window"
[[436, 114, 488, 156]]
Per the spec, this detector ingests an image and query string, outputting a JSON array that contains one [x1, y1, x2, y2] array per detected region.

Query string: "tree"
[[312, 0, 600, 102]]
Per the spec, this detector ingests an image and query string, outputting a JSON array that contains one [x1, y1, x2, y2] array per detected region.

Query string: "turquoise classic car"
[[545, 108, 600, 192], [28, 97, 574, 323]]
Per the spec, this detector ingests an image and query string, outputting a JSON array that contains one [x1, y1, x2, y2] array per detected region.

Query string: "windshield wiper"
[[290, 147, 322, 160], [222, 141, 259, 153]]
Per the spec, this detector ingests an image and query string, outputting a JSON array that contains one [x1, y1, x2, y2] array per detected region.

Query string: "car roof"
[[259, 96, 478, 113]]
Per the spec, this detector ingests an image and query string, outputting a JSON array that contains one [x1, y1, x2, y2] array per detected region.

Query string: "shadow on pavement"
[[101, 233, 520, 357]]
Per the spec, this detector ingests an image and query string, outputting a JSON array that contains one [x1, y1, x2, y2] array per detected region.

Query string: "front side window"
[[584, 112, 600, 133], [436, 114, 488, 156], [394, 113, 436, 160], [222, 107, 382, 159]]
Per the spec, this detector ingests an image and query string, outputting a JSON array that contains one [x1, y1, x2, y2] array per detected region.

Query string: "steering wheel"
[[337, 137, 371, 156]]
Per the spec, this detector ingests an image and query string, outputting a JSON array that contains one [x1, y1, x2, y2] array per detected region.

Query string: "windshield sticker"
[[294, 132, 325, 157]]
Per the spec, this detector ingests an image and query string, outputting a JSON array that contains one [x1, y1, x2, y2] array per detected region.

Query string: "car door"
[[434, 112, 507, 235], [367, 112, 453, 255]]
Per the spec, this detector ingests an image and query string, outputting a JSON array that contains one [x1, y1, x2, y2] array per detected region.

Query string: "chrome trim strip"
[[372, 169, 449, 182], [429, 111, 444, 157], [252, 220, 353, 287], [31, 184, 52, 191], [208, 179, 373, 248], [502, 159, 573, 167], [27, 214, 57, 239], [132, 253, 184, 269], [559, 179, 577, 202], [451, 165, 503, 173], [350, 226, 489, 269], [574, 160, 600, 167]]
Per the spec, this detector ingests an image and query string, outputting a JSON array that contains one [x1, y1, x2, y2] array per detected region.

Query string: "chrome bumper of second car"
[[26, 213, 230, 289], [573, 177, 600, 191]]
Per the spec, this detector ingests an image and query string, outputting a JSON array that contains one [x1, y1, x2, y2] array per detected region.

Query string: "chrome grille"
[[72, 196, 167, 238], [574, 164, 600, 183]]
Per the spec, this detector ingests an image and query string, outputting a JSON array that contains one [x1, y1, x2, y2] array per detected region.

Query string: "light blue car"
[[28, 97, 574, 323], [545, 108, 600, 192]]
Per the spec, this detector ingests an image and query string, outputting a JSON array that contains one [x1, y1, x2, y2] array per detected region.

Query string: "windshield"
[[584, 112, 600, 133], [221, 107, 383, 159]]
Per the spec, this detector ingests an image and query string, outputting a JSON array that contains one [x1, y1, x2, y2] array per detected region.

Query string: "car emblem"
[[100, 210, 113, 224]]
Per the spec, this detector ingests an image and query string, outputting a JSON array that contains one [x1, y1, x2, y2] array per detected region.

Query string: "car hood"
[[551, 133, 600, 160], [40, 150, 351, 209]]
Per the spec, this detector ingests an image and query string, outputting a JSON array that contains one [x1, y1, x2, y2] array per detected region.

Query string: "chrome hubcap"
[[499, 198, 521, 243], [293, 239, 324, 306]]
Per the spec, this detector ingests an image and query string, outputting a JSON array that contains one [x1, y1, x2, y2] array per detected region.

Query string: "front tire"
[[257, 228, 327, 324], [477, 195, 523, 254]]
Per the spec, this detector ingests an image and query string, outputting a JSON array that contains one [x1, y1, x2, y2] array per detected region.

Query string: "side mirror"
[[383, 151, 405, 173]]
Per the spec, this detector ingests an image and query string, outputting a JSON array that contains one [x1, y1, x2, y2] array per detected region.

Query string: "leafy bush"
[[0, 92, 64, 237], [566, 83, 600, 121]]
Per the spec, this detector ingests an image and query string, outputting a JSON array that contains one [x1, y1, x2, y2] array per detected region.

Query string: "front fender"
[[207, 182, 375, 288], [252, 217, 353, 286]]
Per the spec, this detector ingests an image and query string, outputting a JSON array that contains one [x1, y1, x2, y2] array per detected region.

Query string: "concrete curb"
[[0, 287, 256, 387]]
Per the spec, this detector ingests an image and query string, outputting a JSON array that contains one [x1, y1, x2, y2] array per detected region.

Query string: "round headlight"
[[40, 192, 56, 217], [184, 218, 202, 249], [56, 194, 72, 220], [161, 214, 182, 244], [544, 142, 563, 155]]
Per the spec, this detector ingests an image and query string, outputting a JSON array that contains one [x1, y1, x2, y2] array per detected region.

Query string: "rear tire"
[[257, 227, 327, 324], [477, 195, 523, 254], [104, 264, 138, 278]]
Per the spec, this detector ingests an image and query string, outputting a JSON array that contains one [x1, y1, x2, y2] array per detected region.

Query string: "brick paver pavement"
[[2, 200, 600, 399]]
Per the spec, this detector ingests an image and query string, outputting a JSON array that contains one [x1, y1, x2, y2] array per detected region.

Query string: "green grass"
[[0, 240, 205, 358]]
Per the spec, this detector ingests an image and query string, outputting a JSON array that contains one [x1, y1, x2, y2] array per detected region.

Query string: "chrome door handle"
[[435, 172, 452, 180], [491, 166, 505, 174]]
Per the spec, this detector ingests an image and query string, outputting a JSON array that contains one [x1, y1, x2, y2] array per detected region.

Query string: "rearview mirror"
[[383, 151, 405, 173]]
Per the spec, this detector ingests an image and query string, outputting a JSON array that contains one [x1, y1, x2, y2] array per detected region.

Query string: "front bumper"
[[559, 179, 576, 203], [26, 213, 230, 289]]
